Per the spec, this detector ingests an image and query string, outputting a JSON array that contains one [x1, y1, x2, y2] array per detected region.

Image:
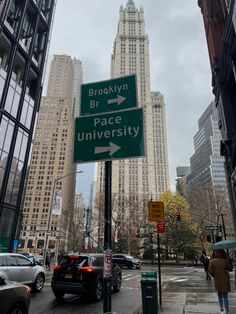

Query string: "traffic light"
[[175, 211, 181, 221], [215, 235, 222, 242]]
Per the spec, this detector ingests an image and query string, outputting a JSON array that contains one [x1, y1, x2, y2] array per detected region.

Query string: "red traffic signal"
[[175, 211, 181, 221]]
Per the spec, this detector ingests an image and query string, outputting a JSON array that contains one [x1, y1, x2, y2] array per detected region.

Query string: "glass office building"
[[0, 0, 56, 252]]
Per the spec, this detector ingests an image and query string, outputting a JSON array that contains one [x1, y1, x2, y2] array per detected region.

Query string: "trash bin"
[[141, 271, 158, 314]]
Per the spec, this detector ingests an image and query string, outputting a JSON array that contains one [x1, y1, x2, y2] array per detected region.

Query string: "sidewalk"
[[134, 269, 236, 314], [134, 291, 236, 314]]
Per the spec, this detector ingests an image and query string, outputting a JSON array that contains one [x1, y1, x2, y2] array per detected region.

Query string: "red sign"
[[156, 221, 166, 234]]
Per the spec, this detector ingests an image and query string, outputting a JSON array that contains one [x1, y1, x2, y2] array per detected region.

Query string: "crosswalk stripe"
[[123, 275, 140, 281]]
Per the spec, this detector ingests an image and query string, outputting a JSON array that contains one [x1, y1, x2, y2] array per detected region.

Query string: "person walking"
[[208, 249, 233, 314], [200, 250, 211, 280], [45, 254, 51, 271]]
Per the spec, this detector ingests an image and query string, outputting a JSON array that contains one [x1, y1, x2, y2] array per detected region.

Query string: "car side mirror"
[[31, 262, 36, 267]]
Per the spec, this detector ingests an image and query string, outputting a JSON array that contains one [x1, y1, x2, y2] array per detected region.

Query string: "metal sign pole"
[[157, 232, 162, 308], [103, 160, 112, 314]]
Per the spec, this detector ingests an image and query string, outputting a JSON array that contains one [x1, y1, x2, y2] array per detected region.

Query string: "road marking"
[[123, 275, 140, 281], [123, 287, 139, 290]]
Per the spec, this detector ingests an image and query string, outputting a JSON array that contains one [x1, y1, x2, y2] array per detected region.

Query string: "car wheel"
[[7, 303, 26, 314], [53, 291, 65, 299], [91, 279, 103, 301], [32, 273, 45, 292], [113, 274, 122, 293]]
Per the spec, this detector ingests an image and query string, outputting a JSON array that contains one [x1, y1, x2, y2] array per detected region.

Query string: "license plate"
[[65, 273, 73, 278]]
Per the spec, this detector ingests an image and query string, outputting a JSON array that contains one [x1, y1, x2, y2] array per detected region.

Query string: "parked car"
[[0, 276, 31, 314], [112, 254, 142, 269], [51, 253, 122, 301], [0, 253, 45, 292], [25, 254, 43, 265]]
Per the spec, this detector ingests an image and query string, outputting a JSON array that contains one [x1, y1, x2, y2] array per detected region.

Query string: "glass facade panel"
[[0, 207, 15, 237], [0, 1, 5, 18], [20, 100, 28, 125], [5, 86, 14, 112], [4, 165, 22, 206], [20, 133, 28, 161], [0, 75, 5, 102], [20, 96, 34, 129], [25, 104, 33, 129], [12, 90, 20, 117], [0, 117, 14, 155], [14, 130, 23, 159], [0, 0, 55, 252]]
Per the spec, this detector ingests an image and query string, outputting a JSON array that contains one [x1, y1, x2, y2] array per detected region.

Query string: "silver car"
[[0, 277, 31, 314], [0, 253, 45, 292]]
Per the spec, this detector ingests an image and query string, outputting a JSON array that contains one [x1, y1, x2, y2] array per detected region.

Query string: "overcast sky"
[[45, 0, 213, 189]]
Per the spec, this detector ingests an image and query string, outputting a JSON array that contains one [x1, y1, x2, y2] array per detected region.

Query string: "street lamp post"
[[42, 170, 83, 266]]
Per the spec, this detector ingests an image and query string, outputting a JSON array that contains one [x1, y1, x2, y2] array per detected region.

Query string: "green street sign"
[[80, 75, 137, 116], [74, 108, 145, 163]]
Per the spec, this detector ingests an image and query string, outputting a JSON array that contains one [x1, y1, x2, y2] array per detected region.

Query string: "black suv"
[[112, 254, 142, 269], [51, 253, 122, 301]]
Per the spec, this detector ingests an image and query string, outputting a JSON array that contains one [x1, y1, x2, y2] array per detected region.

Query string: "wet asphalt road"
[[29, 265, 201, 314]]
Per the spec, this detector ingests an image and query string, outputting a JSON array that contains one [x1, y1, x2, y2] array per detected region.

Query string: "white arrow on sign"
[[107, 95, 126, 106], [95, 142, 121, 156]]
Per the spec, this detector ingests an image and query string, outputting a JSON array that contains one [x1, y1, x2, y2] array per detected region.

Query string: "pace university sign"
[[73, 108, 145, 163]]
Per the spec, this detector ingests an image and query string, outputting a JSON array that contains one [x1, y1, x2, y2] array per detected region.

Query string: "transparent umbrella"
[[212, 240, 236, 250]]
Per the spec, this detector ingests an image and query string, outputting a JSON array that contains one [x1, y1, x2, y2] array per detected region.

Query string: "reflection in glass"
[[0, 117, 7, 148], [5, 154, 23, 205], [5, 86, 14, 113], [4, 120, 14, 153], [14, 129, 23, 159], [0, 207, 15, 237], [20, 133, 28, 161], [0, 76, 5, 102], [0, 150, 8, 194], [20, 100, 28, 125], [11, 91, 20, 118], [26, 104, 33, 129]]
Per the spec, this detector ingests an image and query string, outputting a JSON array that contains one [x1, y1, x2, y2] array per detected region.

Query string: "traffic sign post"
[[73, 108, 145, 163], [80, 75, 137, 115], [76, 75, 140, 314], [146, 201, 165, 308]]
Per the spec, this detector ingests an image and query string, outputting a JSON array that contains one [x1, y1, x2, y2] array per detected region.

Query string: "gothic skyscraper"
[[96, 0, 169, 239]]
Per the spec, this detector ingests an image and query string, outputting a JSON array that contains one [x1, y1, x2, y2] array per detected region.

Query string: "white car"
[[0, 253, 45, 292]]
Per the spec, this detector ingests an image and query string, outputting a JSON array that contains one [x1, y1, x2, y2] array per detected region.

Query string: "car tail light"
[[80, 266, 94, 272], [68, 256, 79, 259], [53, 265, 61, 270]]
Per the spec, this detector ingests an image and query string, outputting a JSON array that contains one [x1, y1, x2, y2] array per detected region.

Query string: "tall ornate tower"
[[96, 0, 169, 242]]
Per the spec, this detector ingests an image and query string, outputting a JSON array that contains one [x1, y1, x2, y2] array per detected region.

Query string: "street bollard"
[[141, 271, 158, 314]]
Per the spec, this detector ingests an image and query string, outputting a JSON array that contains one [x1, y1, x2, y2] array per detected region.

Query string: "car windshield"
[[59, 256, 88, 267], [126, 255, 133, 259]]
